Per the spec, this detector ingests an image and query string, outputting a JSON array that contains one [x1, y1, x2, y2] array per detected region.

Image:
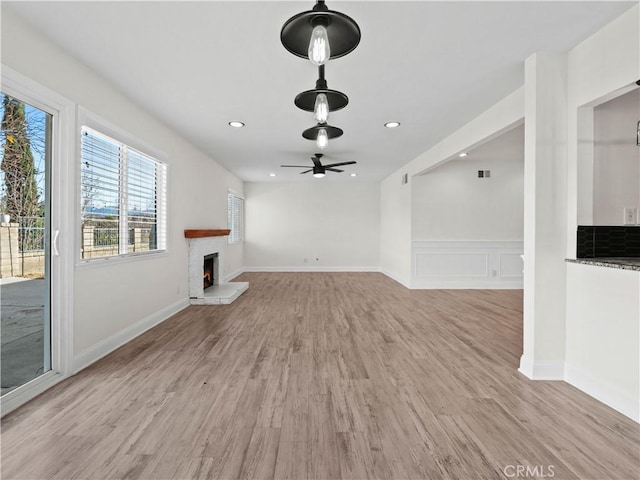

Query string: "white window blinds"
[[80, 126, 166, 259], [228, 193, 244, 244]]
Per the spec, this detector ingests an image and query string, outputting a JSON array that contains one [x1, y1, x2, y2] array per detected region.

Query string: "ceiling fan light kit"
[[281, 0, 360, 173], [313, 167, 326, 178]]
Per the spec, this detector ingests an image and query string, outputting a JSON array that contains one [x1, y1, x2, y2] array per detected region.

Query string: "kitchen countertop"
[[566, 257, 640, 271]]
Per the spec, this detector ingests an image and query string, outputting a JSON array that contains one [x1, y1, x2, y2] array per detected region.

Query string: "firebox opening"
[[203, 253, 219, 290]]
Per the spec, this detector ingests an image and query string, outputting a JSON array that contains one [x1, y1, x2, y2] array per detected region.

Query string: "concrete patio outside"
[[1, 277, 46, 396]]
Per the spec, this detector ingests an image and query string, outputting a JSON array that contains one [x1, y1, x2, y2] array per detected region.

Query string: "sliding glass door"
[[0, 92, 52, 396]]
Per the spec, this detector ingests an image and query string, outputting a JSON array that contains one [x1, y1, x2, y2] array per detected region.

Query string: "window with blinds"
[[80, 126, 167, 260], [227, 193, 244, 244]]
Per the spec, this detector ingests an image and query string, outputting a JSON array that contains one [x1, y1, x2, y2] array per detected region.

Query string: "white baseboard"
[[518, 356, 564, 380], [73, 298, 189, 373], [243, 266, 380, 273], [564, 362, 639, 423]]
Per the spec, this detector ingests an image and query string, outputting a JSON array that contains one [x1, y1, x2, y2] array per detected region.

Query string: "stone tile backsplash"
[[577, 226, 640, 258]]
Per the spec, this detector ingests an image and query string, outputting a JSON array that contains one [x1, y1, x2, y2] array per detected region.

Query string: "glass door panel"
[[0, 93, 51, 396]]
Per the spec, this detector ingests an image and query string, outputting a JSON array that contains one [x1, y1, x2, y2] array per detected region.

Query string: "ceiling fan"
[[280, 153, 356, 178]]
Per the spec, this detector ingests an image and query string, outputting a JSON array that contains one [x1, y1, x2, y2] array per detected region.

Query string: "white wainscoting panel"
[[416, 253, 488, 278], [500, 253, 525, 278], [412, 241, 523, 289]]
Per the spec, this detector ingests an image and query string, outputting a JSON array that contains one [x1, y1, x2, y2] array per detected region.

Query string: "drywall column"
[[520, 52, 568, 379], [380, 173, 412, 287]]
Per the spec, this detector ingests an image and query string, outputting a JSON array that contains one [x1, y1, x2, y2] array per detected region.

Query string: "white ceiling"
[[3, 1, 635, 182]]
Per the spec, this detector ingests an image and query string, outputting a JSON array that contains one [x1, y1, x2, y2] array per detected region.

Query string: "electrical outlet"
[[623, 207, 637, 225]]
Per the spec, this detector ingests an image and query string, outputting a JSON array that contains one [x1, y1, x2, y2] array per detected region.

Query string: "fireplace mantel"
[[184, 229, 230, 238]]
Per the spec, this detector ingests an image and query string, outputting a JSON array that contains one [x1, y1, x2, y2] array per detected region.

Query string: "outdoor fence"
[[0, 218, 156, 277], [81, 223, 155, 259]]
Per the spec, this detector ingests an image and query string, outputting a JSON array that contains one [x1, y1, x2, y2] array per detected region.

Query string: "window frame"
[[77, 108, 168, 266], [227, 191, 244, 245]]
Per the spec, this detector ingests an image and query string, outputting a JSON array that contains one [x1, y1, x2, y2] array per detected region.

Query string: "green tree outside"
[[1, 95, 39, 220]]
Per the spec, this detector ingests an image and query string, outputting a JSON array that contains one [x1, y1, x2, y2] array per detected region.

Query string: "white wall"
[[568, 4, 640, 247], [380, 88, 524, 287], [380, 172, 413, 286], [410, 127, 524, 289], [593, 89, 640, 225], [564, 4, 639, 420], [412, 129, 524, 241], [244, 181, 380, 270], [1, 10, 244, 368], [566, 264, 639, 422]]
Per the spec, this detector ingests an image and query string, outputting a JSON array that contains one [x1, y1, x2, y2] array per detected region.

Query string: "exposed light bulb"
[[308, 25, 330, 66], [314, 93, 329, 123], [317, 127, 329, 150]]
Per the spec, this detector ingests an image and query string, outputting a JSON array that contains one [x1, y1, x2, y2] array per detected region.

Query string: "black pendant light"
[[281, 0, 359, 153], [295, 65, 349, 114], [281, 0, 361, 64], [302, 123, 343, 150]]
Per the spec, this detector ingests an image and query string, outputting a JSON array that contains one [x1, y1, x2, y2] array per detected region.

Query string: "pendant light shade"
[[281, 0, 361, 61], [295, 65, 349, 113], [295, 88, 348, 113], [302, 124, 343, 143]]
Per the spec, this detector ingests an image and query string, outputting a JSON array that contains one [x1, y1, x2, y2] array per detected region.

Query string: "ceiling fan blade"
[[300, 169, 312, 174], [325, 161, 357, 168], [311, 155, 323, 167], [281, 165, 312, 168], [326, 168, 344, 173]]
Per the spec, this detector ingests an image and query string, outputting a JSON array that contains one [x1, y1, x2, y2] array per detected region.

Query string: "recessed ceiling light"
[[459, 152, 468, 157], [350, 173, 358, 177], [269, 173, 277, 177], [384, 122, 400, 128], [228, 121, 245, 128]]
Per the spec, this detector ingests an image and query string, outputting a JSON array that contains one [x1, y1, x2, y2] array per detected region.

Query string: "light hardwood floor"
[[2, 272, 638, 479]]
